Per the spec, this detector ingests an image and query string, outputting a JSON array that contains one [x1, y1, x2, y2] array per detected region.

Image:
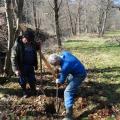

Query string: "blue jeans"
[[19, 65, 36, 85], [64, 75, 86, 109]]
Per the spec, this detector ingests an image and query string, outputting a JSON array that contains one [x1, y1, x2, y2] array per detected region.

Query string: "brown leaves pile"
[[75, 97, 88, 110], [88, 108, 113, 120]]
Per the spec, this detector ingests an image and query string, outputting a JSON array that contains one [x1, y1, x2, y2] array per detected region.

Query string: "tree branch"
[[112, 5, 120, 10], [58, 0, 63, 11], [48, 0, 54, 10]]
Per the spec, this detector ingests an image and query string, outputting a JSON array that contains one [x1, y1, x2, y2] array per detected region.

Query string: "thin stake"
[[39, 86, 46, 96], [39, 42, 43, 80], [56, 84, 59, 113], [56, 84, 61, 115]]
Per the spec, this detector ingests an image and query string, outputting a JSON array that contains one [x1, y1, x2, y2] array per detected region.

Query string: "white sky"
[[114, 0, 120, 5], [69, 0, 120, 4]]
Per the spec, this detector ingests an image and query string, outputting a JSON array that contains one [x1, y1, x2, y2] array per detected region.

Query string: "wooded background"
[[0, 0, 120, 75]]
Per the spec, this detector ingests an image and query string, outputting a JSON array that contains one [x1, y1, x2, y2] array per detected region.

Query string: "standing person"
[[11, 30, 38, 98], [48, 51, 87, 120]]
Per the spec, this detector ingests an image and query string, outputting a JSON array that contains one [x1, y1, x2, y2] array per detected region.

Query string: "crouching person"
[[11, 31, 38, 98], [48, 51, 87, 120]]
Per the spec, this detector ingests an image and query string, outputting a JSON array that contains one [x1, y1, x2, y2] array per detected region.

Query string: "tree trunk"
[[77, 7, 81, 35], [14, 0, 24, 40], [98, 0, 111, 37], [32, 0, 37, 29], [84, 9, 88, 33], [32, 0, 42, 79], [4, 0, 15, 75], [98, 10, 104, 37], [76, 1, 82, 36], [54, 0, 61, 48], [4, 0, 24, 76], [66, 0, 74, 36], [100, 9, 108, 37]]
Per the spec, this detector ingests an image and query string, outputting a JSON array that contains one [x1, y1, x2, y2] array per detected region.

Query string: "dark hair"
[[22, 30, 35, 41]]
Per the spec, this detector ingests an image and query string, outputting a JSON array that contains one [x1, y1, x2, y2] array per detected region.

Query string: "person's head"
[[48, 54, 61, 66], [22, 37, 29, 44], [22, 30, 35, 44]]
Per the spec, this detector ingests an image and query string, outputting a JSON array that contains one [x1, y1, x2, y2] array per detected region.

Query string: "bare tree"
[[32, 0, 43, 78], [32, 0, 42, 29], [4, 0, 24, 76], [98, 0, 112, 37], [76, 1, 83, 35], [74, 0, 83, 35], [66, 0, 74, 35], [49, 0, 63, 48]]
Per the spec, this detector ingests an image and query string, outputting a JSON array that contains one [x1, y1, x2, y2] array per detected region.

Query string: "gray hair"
[[48, 54, 60, 64]]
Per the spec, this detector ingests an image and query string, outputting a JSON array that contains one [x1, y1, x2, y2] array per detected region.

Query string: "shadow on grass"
[[87, 66, 120, 79], [0, 87, 22, 96], [80, 81, 120, 103], [76, 82, 120, 119], [75, 104, 109, 120], [65, 40, 89, 43], [0, 77, 18, 85], [75, 66, 120, 119], [87, 66, 120, 73], [0, 78, 64, 97]]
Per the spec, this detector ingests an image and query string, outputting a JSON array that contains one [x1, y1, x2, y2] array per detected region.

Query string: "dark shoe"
[[63, 108, 73, 120], [62, 113, 73, 120], [29, 83, 37, 96], [62, 117, 73, 120], [20, 84, 29, 98], [31, 90, 37, 96], [22, 94, 28, 98], [22, 91, 29, 98]]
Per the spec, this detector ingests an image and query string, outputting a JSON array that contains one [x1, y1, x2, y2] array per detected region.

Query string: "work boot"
[[21, 84, 29, 98], [62, 107, 73, 120], [29, 83, 37, 96], [22, 91, 29, 98]]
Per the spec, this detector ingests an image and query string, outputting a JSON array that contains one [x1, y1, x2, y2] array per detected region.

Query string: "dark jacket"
[[11, 36, 38, 72]]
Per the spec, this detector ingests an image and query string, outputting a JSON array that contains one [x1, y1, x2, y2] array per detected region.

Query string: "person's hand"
[[56, 79, 60, 84], [56, 83, 61, 87], [15, 70, 21, 76], [56, 79, 61, 87]]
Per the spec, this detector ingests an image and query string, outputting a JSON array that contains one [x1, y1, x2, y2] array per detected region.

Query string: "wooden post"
[[39, 42, 42, 79], [41, 53, 56, 80]]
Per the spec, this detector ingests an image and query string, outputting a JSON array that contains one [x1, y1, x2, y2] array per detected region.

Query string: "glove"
[[56, 79, 61, 87], [56, 79, 60, 84], [15, 70, 21, 76]]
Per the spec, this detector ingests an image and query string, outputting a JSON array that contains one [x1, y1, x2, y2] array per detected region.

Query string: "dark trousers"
[[19, 65, 36, 92]]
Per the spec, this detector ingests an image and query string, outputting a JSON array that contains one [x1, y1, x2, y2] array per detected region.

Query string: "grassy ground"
[[63, 33, 120, 119], [0, 32, 120, 120]]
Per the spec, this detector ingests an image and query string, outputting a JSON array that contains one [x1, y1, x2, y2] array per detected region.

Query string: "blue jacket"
[[58, 51, 86, 84]]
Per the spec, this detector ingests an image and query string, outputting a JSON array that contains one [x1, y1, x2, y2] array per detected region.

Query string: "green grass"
[[64, 35, 120, 68], [105, 30, 120, 37], [63, 33, 120, 119]]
